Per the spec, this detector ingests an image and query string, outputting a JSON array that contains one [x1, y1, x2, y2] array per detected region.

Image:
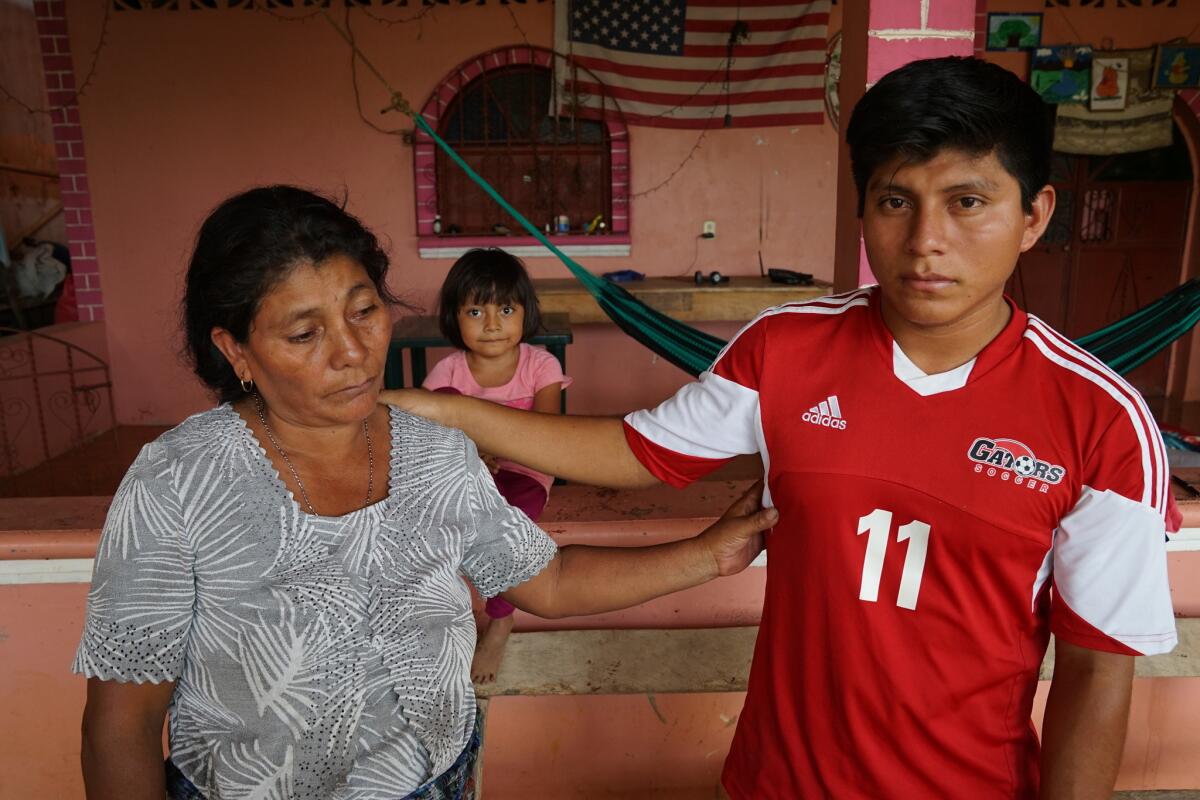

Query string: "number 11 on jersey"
[[857, 509, 931, 611]]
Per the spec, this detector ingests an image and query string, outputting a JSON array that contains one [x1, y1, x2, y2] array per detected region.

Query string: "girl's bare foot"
[[471, 613, 514, 684]]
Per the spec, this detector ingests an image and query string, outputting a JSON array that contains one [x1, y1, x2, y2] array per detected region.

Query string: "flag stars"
[[571, 0, 685, 55]]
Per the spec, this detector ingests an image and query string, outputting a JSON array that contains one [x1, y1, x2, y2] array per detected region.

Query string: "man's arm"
[[1039, 639, 1134, 799], [502, 482, 776, 618], [381, 388, 658, 488], [82, 677, 175, 799]]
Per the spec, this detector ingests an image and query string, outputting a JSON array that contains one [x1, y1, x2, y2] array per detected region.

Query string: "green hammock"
[[420, 114, 1200, 379], [416, 115, 724, 376], [1074, 278, 1200, 375]]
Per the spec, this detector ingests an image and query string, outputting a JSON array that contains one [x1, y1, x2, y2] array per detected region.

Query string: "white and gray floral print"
[[74, 405, 557, 799]]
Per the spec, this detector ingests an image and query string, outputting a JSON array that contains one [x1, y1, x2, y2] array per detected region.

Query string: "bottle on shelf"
[[432, 214, 442, 235]]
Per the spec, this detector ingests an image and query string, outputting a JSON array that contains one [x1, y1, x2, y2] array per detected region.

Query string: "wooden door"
[[1008, 134, 1193, 400]]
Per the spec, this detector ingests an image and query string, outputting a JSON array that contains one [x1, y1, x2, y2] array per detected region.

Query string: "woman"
[[75, 186, 776, 800]]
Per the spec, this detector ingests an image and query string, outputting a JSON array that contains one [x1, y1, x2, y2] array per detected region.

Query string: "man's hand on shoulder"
[[379, 388, 457, 426]]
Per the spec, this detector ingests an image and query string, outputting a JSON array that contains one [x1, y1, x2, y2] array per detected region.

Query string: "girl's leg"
[[473, 470, 547, 684], [491, 469, 549, 522]]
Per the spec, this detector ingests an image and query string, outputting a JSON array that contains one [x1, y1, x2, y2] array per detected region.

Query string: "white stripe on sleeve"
[[625, 371, 761, 461], [1053, 486, 1177, 655]]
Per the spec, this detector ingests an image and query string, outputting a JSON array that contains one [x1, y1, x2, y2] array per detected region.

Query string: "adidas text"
[[802, 412, 847, 429], [803, 395, 847, 430]]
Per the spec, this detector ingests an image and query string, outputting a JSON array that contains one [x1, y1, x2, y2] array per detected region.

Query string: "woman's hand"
[[698, 481, 777, 577], [378, 388, 454, 425], [479, 452, 502, 474]]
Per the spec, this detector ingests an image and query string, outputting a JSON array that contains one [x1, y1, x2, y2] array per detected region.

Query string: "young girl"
[[424, 248, 571, 683]]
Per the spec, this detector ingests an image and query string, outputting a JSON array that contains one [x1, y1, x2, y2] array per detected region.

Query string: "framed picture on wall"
[[1153, 44, 1200, 89], [986, 13, 1042, 52], [1031, 46, 1094, 105], [1090, 56, 1129, 111]]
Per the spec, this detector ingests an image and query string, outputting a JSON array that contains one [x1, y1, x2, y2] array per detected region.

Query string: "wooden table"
[[386, 313, 573, 411], [533, 275, 833, 324]]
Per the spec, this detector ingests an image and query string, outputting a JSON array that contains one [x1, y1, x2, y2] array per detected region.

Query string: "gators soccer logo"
[[968, 437, 1066, 484]]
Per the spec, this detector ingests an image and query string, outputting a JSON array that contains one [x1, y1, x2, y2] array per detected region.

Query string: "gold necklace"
[[254, 395, 374, 515]]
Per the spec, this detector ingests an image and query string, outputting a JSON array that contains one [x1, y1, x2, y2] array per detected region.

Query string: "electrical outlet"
[[702, 220, 717, 237]]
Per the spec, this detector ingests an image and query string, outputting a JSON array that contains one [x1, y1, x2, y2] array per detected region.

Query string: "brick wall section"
[[866, 0, 977, 85], [33, 0, 103, 322]]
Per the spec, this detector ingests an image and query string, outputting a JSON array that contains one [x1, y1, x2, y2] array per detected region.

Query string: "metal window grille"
[[435, 63, 611, 236]]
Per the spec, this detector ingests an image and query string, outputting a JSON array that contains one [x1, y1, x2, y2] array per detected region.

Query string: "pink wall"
[[59, 2, 841, 424], [45, 0, 1200, 423]]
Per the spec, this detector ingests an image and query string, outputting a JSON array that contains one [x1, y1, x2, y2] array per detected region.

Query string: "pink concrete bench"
[[2, 488, 1199, 796]]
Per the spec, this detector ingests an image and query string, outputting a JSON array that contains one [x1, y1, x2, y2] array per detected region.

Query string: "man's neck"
[[881, 297, 1012, 376]]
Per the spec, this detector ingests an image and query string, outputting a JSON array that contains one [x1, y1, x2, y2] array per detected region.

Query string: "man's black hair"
[[846, 56, 1052, 215], [182, 185, 403, 403], [437, 248, 542, 349]]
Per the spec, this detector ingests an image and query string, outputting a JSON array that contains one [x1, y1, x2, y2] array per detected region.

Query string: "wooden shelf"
[[533, 276, 833, 324]]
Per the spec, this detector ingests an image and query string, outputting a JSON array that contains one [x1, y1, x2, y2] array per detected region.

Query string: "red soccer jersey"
[[623, 288, 1177, 799]]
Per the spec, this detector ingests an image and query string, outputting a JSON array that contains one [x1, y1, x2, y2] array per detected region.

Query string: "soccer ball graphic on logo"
[[1011, 455, 1036, 476]]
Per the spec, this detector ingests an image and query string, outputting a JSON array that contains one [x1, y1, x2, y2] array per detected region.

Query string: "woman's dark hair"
[[183, 185, 401, 403], [846, 56, 1052, 215], [436, 248, 542, 349]]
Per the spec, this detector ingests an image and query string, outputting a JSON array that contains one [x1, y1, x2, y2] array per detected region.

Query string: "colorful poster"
[[1055, 48, 1175, 156], [1031, 46, 1093, 105], [986, 13, 1042, 52], [1091, 56, 1129, 111], [1153, 45, 1200, 89]]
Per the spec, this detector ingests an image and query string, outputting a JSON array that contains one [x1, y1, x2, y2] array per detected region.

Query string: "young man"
[[386, 57, 1177, 798]]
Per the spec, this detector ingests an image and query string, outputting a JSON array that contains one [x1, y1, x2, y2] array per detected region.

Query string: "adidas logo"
[[802, 395, 847, 430]]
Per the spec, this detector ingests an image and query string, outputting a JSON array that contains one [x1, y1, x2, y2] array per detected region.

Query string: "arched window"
[[415, 46, 630, 259]]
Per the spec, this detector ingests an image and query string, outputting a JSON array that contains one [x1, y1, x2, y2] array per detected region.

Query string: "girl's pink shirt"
[[422, 343, 572, 491]]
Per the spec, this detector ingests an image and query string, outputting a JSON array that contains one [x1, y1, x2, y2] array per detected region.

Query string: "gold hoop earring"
[[240, 378, 254, 393]]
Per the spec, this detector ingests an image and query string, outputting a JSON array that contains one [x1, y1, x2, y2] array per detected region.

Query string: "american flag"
[[554, 0, 831, 129]]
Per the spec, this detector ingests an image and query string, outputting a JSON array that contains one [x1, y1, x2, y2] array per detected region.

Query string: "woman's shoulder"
[[113, 406, 244, 492], [387, 405, 480, 472], [139, 405, 245, 463]]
